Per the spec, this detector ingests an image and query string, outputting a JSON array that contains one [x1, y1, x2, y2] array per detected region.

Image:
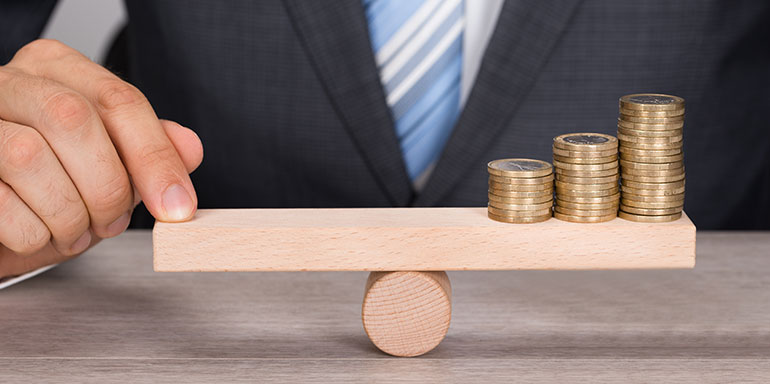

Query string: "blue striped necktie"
[[363, 0, 464, 182]]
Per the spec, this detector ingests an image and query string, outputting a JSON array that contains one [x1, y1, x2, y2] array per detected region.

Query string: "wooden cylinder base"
[[361, 271, 452, 357]]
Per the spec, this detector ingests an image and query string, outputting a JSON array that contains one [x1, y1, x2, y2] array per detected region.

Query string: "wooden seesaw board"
[[153, 207, 696, 272], [152, 207, 695, 357]]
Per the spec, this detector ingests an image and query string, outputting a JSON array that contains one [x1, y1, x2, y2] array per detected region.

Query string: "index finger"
[[10, 40, 197, 222]]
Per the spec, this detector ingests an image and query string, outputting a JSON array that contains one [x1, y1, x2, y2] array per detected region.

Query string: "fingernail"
[[71, 231, 92, 254], [161, 184, 194, 221], [106, 212, 131, 237]]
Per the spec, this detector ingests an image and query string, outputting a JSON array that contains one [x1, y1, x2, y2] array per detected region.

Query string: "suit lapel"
[[415, 0, 584, 206], [282, 0, 413, 206]]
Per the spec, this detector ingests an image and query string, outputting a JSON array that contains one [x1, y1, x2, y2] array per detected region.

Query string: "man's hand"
[[0, 39, 204, 278]]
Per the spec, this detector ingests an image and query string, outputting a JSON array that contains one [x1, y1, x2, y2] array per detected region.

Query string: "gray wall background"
[[41, 0, 126, 63]]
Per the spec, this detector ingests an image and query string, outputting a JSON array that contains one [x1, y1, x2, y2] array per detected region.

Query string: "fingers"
[[0, 119, 203, 275], [0, 69, 134, 238], [0, 179, 50, 255], [8, 40, 198, 223], [0, 231, 100, 278], [128, 120, 203, 208], [0, 40, 203, 279], [0, 120, 91, 256], [0, 243, 64, 279]]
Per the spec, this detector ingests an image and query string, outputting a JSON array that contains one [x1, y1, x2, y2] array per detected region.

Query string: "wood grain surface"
[[153, 208, 695, 271], [2, 231, 769, 383], [362, 271, 452, 357]]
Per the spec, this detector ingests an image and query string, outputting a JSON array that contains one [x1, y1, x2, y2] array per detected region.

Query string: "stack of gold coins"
[[617, 94, 685, 222], [487, 159, 553, 223], [552, 133, 620, 223]]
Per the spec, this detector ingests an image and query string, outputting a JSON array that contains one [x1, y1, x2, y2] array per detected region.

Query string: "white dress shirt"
[[462, 0, 505, 106]]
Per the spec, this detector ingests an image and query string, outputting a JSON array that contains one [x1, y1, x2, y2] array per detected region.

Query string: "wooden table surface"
[[2, 231, 769, 383]]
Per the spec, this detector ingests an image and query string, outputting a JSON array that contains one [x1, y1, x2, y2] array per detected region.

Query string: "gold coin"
[[554, 206, 618, 217], [488, 200, 553, 211], [489, 180, 553, 191], [553, 159, 618, 171], [488, 174, 554, 185], [556, 186, 620, 197], [619, 159, 684, 170], [621, 167, 684, 177], [622, 173, 685, 183], [552, 153, 617, 165], [618, 119, 684, 131], [555, 180, 618, 190], [620, 152, 684, 163], [620, 199, 684, 209], [555, 199, 619, 210], [620, 205, 682, 216], [621, 179, 684, 190], [488, 211, 552, 224], [555, 173, 620, 184], [619, 140, 682, 150], [619, 94, 685, 111], [619, 146, 682, 156], [487, 205, 552, 217], [557, 190, 619, 200], [621, 185, 686, 196], [488, 193, 553, 205], [618, 211, 682, 222], [554, 212, 617, 223], [557, 193, 620, 204], [619, 114, 684, 124], [618, 107, 684, 117], [488, 189, 554, 198], [555, 167, 620, 177], [487, 158, 553, 178], [552, 147, 618, 158], [617, 133, 683, 144], [617, 126, 683, 138], [622, 192, 685, 203], [553, 133, 618, 152]]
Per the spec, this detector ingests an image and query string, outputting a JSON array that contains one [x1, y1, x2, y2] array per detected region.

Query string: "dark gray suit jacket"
[[2, 0, 769, 229]]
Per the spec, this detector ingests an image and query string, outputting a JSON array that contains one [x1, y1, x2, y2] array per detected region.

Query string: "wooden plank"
[[152, 208, 695, 272]]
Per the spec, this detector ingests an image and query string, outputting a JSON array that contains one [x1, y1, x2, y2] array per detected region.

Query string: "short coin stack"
[[487, 159, 553, 223], [617, 94, 685, 222], [552, 133, 620, 223]]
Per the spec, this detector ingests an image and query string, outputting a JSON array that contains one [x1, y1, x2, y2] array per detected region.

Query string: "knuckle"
[[137, 143, 179, 169], [42, 91, 93, 136], [34, 184, 90, 239], [1, 128, 47, 170], [16, 223, 51, 255], [0, 179, 50, 255], [93, 173, 133, 214], [96, 80, 146, 112], [0, 203, 51, 255], [52, 206, 90, 241], [15, 39, 71, 61]]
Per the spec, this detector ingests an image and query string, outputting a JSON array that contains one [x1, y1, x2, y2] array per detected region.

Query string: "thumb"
[[160, 119, 204, 173]]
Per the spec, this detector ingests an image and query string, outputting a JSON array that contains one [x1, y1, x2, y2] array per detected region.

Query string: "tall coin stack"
[[617, 94, 685, 222], [487, 159, 553, 223], [552, 133, 620, 223]]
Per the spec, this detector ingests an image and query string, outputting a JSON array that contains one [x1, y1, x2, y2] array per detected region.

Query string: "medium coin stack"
[[552, 133, 620, 223], [487, 158, 553, 223], [617, 94, 685, 222]]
